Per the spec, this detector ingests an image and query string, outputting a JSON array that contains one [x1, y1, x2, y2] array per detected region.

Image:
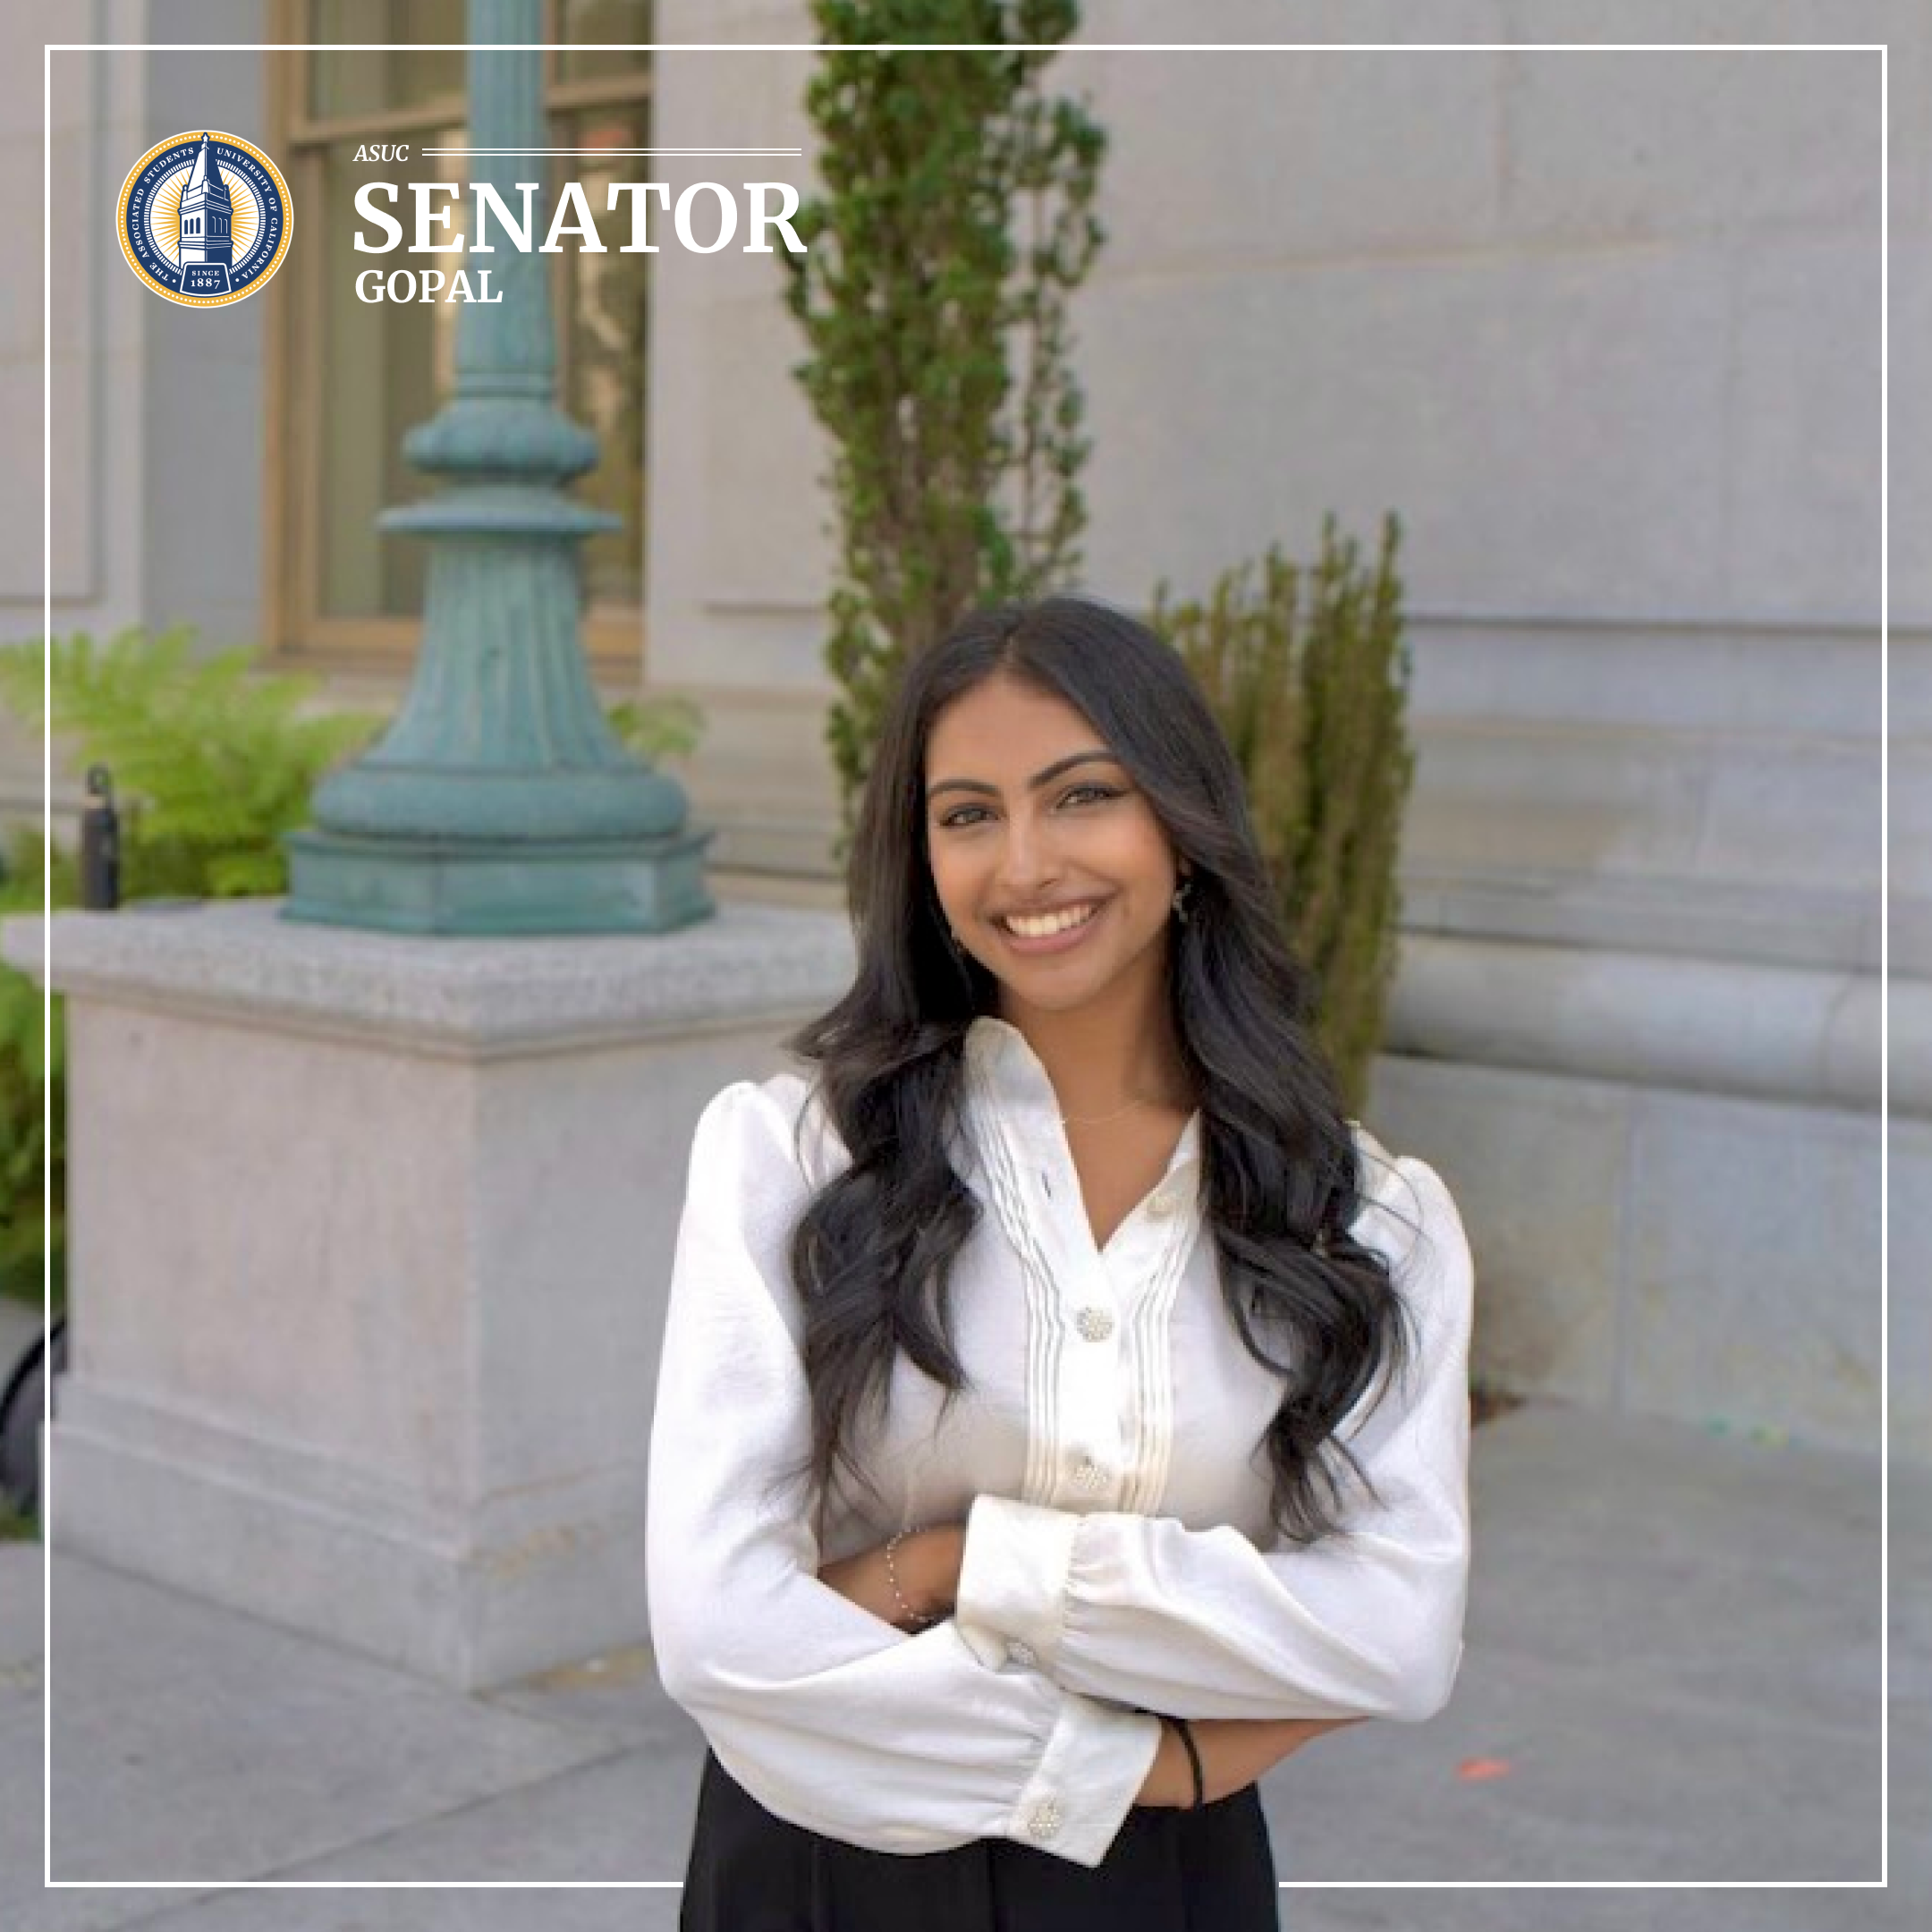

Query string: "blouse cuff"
[[956, 1493, 1080, 1674], [1008, 1690, 1163, 1868]]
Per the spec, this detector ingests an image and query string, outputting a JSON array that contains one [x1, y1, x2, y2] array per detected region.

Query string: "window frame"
[[262, 1, 651, 674]]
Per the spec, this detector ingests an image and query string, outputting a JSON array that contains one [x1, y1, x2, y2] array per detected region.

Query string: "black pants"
[[679, 1746, 1280, 1932]]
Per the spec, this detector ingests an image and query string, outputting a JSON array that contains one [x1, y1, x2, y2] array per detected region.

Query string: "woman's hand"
[[818, 1524, 966, 1631]]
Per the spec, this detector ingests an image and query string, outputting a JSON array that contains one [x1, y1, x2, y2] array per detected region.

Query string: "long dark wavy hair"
[[780, 596, 1421, 1547]]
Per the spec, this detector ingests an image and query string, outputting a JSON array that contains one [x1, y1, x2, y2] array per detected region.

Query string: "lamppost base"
[[281, 825, 716, 936]]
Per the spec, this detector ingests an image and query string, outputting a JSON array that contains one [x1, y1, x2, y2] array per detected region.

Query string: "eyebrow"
[[927, 750, 1123, 801]]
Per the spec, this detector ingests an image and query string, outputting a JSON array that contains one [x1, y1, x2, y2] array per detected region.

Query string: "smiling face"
[[923, 672, 1187, 1025]]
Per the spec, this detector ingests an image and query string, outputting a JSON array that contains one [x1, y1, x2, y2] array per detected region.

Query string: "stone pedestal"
[[1, 897, 852, 1690]]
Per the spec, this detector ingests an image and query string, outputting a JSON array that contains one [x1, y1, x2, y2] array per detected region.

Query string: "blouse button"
[[1006, 1638, 1038, 1667], [1027, 1797, 1063, 1839], [1075, 1305, 1114, 1343], [1146, 1190, 1177, 1219], [1071, 1456, 1112, 1493]]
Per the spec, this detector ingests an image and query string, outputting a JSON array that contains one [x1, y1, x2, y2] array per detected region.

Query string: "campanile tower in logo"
[[176, 134, 235, 293], [116, 129, 292, 309]]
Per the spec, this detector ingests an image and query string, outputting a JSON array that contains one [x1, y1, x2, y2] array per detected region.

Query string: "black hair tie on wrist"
[[1170, 1716, 1206, 1809]]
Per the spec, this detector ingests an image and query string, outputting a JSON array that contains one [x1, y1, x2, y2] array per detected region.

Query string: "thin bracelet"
[[1169, 1716, 1206, 1809], [884, 1526, 936, 1630]]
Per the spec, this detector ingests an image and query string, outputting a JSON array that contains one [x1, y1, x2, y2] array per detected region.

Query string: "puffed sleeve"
[[646, 1080, 1164, 1868], [952, 1148, 1473, 1724]]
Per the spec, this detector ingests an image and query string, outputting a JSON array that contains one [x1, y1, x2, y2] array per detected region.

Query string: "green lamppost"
[[284, 0, 710, 935]]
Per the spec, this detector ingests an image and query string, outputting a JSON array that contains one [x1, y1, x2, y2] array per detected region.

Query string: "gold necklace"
[[1058, 1096, 1157, 1128]]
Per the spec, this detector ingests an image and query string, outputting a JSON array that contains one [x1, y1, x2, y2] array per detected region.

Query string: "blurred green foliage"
[[784, 0, 1106, 851], [1155, 515, 1416, 1118]]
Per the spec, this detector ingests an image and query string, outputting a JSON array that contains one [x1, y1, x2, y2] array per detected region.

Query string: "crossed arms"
[[646, 1082, 1473, 1866], [818, 1521, 1369, 1809]]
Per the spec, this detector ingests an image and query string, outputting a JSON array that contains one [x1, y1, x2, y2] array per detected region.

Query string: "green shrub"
[[0, 826, 70, 1309], [0, 627, 387, 900], [1153, 514, 1416, 1116], [606, 691, 706, 767], [784, 0, 1106, 846]]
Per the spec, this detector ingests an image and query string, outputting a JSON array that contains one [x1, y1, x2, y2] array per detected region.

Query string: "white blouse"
[[646, 1013, 1474, 1869]]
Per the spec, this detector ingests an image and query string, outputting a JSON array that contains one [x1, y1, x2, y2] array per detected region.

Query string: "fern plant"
[[0, 627, 386, 900], [1153, 514, 1415, 1117]]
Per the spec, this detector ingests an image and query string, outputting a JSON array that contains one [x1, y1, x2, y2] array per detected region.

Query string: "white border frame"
[[38, 34, 1893, 1901]]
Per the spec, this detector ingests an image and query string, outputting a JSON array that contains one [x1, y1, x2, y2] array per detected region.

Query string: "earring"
[[1172, 877, 1195, 924]]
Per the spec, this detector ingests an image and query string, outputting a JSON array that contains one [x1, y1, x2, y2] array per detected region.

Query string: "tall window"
[[268, 1, 650, 668]]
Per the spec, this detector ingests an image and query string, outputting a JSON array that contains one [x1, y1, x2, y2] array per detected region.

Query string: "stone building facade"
[[0, 1, 1915, 1456]]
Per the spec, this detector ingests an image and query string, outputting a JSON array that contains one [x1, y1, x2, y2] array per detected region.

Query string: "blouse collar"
[[955, 1018, 1395, 1224], [962, 1014, 1203, 1179]]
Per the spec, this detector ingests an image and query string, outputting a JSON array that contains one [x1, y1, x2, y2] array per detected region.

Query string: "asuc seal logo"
[[116, 131, 292, 307]]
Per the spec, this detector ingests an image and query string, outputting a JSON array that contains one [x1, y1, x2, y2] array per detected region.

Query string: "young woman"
[[647, 597, 1474, 1929]]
